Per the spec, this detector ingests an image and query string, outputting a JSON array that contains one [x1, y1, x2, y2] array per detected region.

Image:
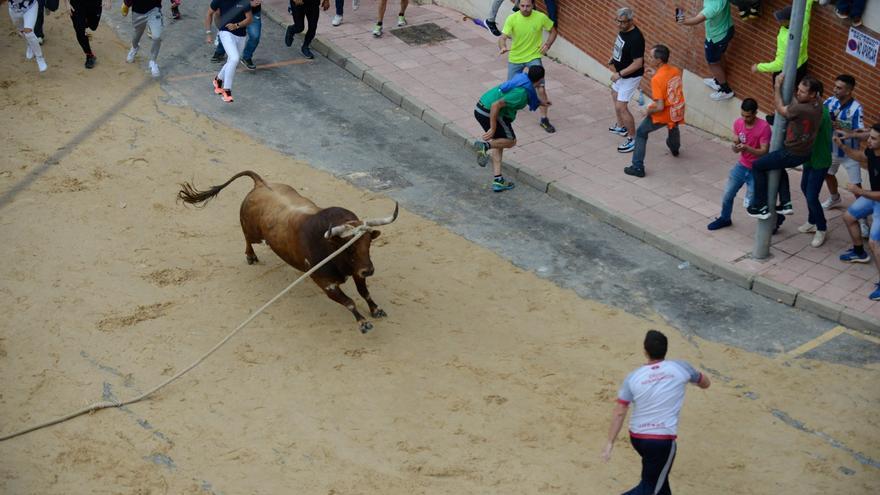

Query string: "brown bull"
[[178, 170, 398, 333]]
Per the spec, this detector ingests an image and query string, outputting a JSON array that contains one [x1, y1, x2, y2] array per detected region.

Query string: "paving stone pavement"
[[260, 0, 880, 333]]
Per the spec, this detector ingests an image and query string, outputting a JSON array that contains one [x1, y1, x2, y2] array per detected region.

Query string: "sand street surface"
[[1, 9, 879, 495]]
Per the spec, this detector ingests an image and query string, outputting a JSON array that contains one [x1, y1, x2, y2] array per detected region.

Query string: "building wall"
[[433, 0, 880, 137]]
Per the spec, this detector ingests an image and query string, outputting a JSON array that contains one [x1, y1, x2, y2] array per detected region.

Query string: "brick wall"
[[543, 0, 880, 122]]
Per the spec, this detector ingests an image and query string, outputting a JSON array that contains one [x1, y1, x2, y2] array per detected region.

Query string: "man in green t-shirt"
[[473, 65, 545, 193], [678, 0, 735, 101], [498, 0, 557, 133]]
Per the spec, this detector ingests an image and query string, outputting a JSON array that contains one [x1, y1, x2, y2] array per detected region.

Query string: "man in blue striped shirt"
[[822, 75, 866, 235]]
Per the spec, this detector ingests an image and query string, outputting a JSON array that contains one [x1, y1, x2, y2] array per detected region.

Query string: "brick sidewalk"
[[261, 0, 880, 331]]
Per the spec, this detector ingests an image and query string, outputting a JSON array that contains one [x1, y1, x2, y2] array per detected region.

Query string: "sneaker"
[[703, 77, 721, 91], [860, 219, 870, 239], [835, 9, 849, 19], [840, 248, 871, 263], [332, 14, 343, 26], [475, 140, 490, 167], [171, 5, 180, 19], [821, 195, 841, 209], [301, 45, 314, 59], [485, 19, 501, 36], [397, 15, 407, 27], [810, 230, 827, 248], [623, 165, 645, 178], [352, 0, 359, 10], [617, 137, 635, 153], [492, 177, 515, 192], [748, 6, 760, 18], [710, 90, 735, 101], [221, 89, 234, 103], [36, 56, 47, 72], [285, 25, 296, 47], [149, 60, 160, 78], [210, 53, 226, 63], [540, 118, 556, 133], [241, 57, 256, 70], [776, 202, 793, 215], [670, 148, 680, 157], [372, 24, 383, 37], [85, 54, 96, 69], [26, 45, 33, 60], [126, 46, 138, 63], [773, 214, 786, 235], [738, 9, 749, 20], [707, 218, 732, 231], [747, 205, 771, 220], [608, 123, 628, 136], [870, 283, 880, 301], [797, 222, 817, 233], [213, 76, 224, 95], [852, 17, 862, 27], [37, 36, 44, 45]]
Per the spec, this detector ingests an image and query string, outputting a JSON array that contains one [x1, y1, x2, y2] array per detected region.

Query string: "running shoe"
[[474, 140, 490, 167], [540, 118, 556, 133], [617, 137, 635, 153], [821, 195, 841, 209], [149, 60, 160, 78], [241, 58, 256, 70], [746, 205, 770, 220], [810, 230, 827, 248], [285, 25, 296, 47], [171, 5, 180, 19], [26, 45, 33, 60], [485, 19, 501, 36], [126, 46, 138, 63], [852, 17, 863, 27], [608, 123, 627, 136], [301, 45, 314, 59], [835, 8, 849, 18], [372, 24, 383, 37], [703, 78, 721, 91], [213, 77, 224, 95], [707, 218, 732, 231], [797, 223, 816, 233], [36, 56, 47, 72], [623, 165, 645, 178], [710, 90, 735, 101], [492, 177, 515, 192], [397, 15, 407, 27], [332, 14, 343, 26], [870, 283, 880, 301], [85, 54, 96, 69], [221, 89, 234, 103], [775, 202, 793, 215], [840, 248, 871, 263]]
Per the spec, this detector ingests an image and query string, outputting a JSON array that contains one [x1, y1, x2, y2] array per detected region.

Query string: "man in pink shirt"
[[602, 330, 711, 495], [708, 98, 771, 230]]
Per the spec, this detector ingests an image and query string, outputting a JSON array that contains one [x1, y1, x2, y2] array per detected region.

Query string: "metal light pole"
[[753, 0, 808, 259]]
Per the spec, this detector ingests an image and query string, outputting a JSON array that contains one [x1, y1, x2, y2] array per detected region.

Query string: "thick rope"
[[0, 229, 368, 442]]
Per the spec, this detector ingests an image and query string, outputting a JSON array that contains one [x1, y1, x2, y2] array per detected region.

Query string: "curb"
[[260, 9, 880, 336]]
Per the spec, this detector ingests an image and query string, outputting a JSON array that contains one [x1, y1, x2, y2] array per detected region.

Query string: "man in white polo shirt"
[[601, 330, 711, 495]]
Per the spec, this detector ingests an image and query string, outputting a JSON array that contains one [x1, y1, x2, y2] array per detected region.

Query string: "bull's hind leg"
[[240, 219, 262, 265], [320, 281, 372, 334], [354, 275, 386, 318]]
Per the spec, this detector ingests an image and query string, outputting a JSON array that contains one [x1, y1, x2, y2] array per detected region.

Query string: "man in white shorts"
[[607, 7, 645, 153], [601, 330, 711, 495], [5, 0, 48, 72]]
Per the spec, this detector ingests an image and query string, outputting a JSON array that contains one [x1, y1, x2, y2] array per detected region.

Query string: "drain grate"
[[391, 23, 457, 46]]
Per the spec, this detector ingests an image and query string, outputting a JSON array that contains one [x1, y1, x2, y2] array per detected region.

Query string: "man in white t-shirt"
[[601, 330, 711, 495]]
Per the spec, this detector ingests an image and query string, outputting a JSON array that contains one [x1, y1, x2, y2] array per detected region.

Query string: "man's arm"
[[741, 141, 770, 157], [680, 13, 706, 26], [612, 57, 644, 82], [773, 75, 791, 119], [833, 135, 868, 165], [541, 26, 558, 55], [498, 33, 510, 55], [487, 99, 508, 133], [204, 8, 217, 41], [601, 401, 629, 462]]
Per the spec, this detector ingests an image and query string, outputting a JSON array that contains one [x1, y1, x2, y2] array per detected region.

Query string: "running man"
[[5, 0, 48, 72], [602, 329, 711, 495], [123, 0, 164, 78], [499, 0, 557, 133], [205, 0, 252, 102], [65, 0, 108, 69], [285, 0, 329, 59], [372, 0, 407, 37]]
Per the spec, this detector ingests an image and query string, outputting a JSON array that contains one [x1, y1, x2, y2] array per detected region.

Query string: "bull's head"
[[323, 202, 399, 278]]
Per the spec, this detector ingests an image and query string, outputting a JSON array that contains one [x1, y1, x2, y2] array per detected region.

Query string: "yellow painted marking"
[[166, 59, 312, 82], [843, 329, 880, 345], [781, 326, 846, 359]]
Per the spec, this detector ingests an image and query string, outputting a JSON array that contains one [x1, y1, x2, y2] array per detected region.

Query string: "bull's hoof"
[[359, 321, 373, 334], [246, 255, 259, 265], [371, 308, 387, 318]]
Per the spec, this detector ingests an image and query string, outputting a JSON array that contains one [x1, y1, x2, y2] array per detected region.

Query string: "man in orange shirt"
[[624, 44, 685, 178]]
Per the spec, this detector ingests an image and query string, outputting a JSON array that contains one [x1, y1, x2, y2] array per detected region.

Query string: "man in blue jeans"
[[212, 0, 261, 70], [747, 75, 823, 219]]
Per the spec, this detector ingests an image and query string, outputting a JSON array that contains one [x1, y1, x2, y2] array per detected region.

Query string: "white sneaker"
[[821, 195, 841, 209], [36, 56, 47, 72], [149, 60, 160, 78], [797, 223, 817, 234], [372, 24, 382, 37], [127, 46, 138, 63], [397, 15, 407, 27], [332, 14, 342, 26], [860, 219, 870, 238], [352, 0, 359, 10], [703, 77, 720, 91], [710, 90, 735, 101], [810, 230, 827, 248], [26, 45, 34, 60]]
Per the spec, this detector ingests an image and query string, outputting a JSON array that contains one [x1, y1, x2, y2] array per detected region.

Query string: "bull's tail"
[[177, 170, 267, 207]]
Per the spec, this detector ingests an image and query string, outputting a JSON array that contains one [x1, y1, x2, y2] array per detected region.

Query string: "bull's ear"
[[370, 230, 381, 239]]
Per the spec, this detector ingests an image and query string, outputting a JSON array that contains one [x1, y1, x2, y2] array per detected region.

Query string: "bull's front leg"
[[354, 275, 386, 318], [321, 282, 372, 334]]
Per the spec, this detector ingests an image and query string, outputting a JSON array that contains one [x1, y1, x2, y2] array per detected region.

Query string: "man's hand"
[[732, 142, 744, 153], [540, 42, 550, 55], [611, 72, 620, 82], [225, 22, 238, 30], [775, 73, 785, 90], [499, 46, 509, 55], [645, 66, 656, 77], [321, 0, 329, 10], [482, 129, 496, 141], [833, 135, 844, 147], [750, 64, 758, 73], [846, 183, 863, 195], [601, 442, 614, 462]]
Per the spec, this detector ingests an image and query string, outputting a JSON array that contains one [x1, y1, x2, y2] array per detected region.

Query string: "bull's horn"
[[363, 202, 399, 227], [324, 224, 353, 238]]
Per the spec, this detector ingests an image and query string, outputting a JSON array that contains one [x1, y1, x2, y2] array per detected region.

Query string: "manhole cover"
[[391, 23, 456, 45]]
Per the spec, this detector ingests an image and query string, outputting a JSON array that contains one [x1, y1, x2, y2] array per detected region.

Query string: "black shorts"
[[474, 106, 516, 140]]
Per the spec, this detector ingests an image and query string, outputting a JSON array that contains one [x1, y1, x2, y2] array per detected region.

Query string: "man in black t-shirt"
[[205, 0, 252, 102], [123, 0, 163, 77], [837, 123, 880, 300], [607, 7, 644, 154]]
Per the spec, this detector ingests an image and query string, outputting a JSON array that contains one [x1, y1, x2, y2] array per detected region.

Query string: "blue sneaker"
[[492, 177, 515, 192], [870, 283, 880, 301], [707, 217, 732, 231], [617, 137, 635, 153], [608, 123, 628, 136], [840, 248, 871, 263]]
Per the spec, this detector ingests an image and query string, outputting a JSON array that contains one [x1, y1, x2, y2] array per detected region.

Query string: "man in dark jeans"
[[747, 75, 823, 219], [285, 0, 328, 59]]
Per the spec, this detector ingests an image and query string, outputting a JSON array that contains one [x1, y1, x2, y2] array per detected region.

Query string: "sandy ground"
[[1, 13, 879, 495]]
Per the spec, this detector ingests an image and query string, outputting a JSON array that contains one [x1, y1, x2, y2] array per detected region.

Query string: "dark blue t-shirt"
[[210, 0, 251, 37]]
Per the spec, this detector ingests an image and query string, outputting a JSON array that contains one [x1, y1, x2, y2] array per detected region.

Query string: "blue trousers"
[[624, 437, 677, 495], [214, 13, 261, 60], [801, 166, 829, 231], [630, 117, 681, 171], [751, 149, 809, 209], [719, 162, 754, 221]]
